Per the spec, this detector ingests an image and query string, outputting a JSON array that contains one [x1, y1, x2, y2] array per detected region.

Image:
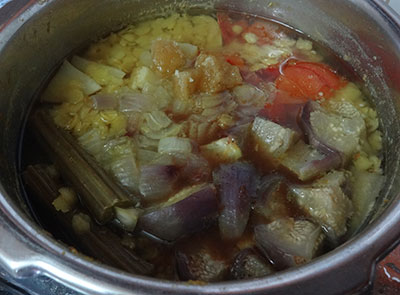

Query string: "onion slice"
[[91, 93, 119, 110], [139, 164, 180, 201]]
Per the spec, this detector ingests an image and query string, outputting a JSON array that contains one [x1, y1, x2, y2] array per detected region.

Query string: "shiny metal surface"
[[0, 0, 400, 294]]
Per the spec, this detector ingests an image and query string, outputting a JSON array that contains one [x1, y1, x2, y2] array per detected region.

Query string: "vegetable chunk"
[[195, 52, 243, 93], [213, 162, 257, 239], [308, 102, 365, 162], [200, 136, 242, 163], [138, 184, 218, 241], [152, 39, 186, 76], [276, 61, 345, 100], [279, 140, 331, 181], [26, 11, 385, 282], [71, 55, 126, 87], [289, 171, 353, 240], [230, 248, 274, 279], [41, 60, 101, 103], [255, 218, 323, 269], [251, 117, 298, 158]]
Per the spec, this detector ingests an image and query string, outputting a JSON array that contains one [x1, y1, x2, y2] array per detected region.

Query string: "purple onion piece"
[[254, 218, 323, 270], [138, 164, 180, 201], [230, 248, 274, 280], [157, 153, 211, 185], [213, 162, 258, 240], [91, 93, 119, 110], [176, 245, 230, 281], [138, 185, 218, 241], [300, 101, 343, 168]]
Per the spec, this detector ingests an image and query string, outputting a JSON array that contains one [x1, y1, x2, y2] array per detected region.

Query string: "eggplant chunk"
[[213, 162, 258, 239], [230, 248, 274, 279], [176, 249, 229, 282], [175, 235, 231, 282], [289, 171, 353, 240], [254, 218, 323, 270], [279, 140, 328, 181], [254, 174, 291, 221], [307, 101, 365, 163], [300, 101, 343, 166], [138, 184, 218, 241], [251, 117, 299, 158]]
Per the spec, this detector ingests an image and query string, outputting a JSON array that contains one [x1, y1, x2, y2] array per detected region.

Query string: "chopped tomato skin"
[[217, 14, 346, 101], [225, 54, 245, 67], [275, 61, 346, 100], [295, 62, 344, 89]]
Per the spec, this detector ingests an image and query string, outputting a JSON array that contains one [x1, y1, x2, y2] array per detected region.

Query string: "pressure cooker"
[[1, 0, 400, 294]]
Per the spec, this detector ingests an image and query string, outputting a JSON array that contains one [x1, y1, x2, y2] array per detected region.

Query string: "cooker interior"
[[1, 0, 400, 293]]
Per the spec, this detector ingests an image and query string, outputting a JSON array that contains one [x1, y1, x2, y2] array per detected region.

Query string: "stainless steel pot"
[[1, 0, 400, 294]]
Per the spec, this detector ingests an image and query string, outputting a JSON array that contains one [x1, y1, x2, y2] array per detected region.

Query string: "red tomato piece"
[[295, 61, 344, 89], [225, 54, 245, 67], [275, 61, 345, 100]]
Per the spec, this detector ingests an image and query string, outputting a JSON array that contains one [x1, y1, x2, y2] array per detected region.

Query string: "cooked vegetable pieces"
[[255, 218, 323, 269], [213, 162, 257, 239], [289, 171, 353, 240], [23, 165, 154, 275], [32, 110, 134, 224], [24, 11, 384, 282], [138, 184, 218, 241]]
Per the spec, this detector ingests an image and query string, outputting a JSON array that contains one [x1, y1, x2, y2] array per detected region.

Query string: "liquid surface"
[[22, 12, 385, 281]]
